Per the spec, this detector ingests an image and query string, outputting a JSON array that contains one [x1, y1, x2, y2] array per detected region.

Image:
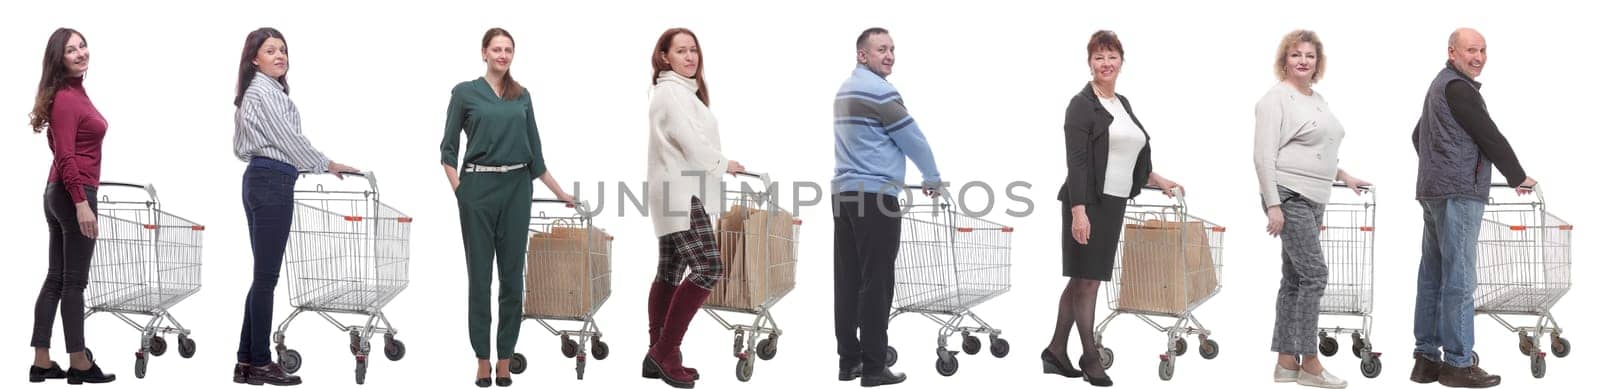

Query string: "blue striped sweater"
[[832, 65, 942, 196]]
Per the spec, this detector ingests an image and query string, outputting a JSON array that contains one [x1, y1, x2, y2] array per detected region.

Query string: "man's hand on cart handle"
[[1517, 177, 1537, 196], [328, 161, 361, 180]]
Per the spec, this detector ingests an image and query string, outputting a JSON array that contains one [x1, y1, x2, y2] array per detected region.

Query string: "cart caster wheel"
[[990, 337, 1010, 358], [1199, 339, 1220, 360], [1361, 355, 1383, 378], [592, 341, 611, 360], [734, 331, 746, 356], [736, 356, 755, 382], [355, 357, 368, 385], [1158, 358, 1175, 381], [756, 338, 777, 360], [509, 353, 527, 374], [561, 337, 579, 359], [885, 346, 898, 367], [1173, 338, 1188, 357], [1353, 333, 1368, 357], [149, 336, 168, 357], [1319, 336, 1339, 357], [384, 338, 405, 361], [1471, 351, 1480, 367], [350, 331, 363, 355], [1520, 333, 1536, 356], [1531, 354, 1547, 378], [134, 354, 148, 379], [1552, 337, 1571, 358], [278, 349, 303, 374], [1098, 347, 1115, 369], [178, 336, 197, 359], [936, 355, 960, 377]]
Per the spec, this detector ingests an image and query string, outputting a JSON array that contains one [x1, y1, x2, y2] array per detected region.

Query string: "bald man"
[[1409, 28, 1536, 388]]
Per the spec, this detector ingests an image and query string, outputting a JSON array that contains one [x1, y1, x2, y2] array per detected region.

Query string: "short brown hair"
[[1087, 30, 1123, 60], [1274, 29, 1326, 82]]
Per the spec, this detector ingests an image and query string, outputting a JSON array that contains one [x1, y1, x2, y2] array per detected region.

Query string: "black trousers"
[[832, 192, 901, 373], [31, 183, 98, 353]]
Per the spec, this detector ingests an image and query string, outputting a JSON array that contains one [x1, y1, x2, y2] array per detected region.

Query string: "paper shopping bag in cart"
[[711, 204, 796, 310], [1117, 220, 1216, 315], [525, 226, 612, 318]]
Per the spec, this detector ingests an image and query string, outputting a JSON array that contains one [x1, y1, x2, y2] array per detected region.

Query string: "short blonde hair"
[[1274, 29, 1326, 82]]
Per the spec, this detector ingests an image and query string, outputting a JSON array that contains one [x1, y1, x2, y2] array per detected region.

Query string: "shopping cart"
[[1093, 185, 1224, 381], [701, 171, 800, 382], [884, 185, 1014, 377], [1315, 183, 1383, 378], [509, 199, 612, 379], [272, 172, 411, 385], [1474, 183, 1572, 378], [84, 182, 204, 379]]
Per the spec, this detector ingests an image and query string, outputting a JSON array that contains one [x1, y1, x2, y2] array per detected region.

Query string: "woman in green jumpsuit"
[[440, 27, 575, 388]]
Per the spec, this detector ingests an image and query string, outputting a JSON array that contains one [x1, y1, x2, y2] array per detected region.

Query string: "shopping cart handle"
[[97, 181, 160, 203], [1489, 182, 1544, 202]]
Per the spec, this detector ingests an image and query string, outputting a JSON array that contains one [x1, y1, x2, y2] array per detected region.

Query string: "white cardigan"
[[647, 70, 728, 237]]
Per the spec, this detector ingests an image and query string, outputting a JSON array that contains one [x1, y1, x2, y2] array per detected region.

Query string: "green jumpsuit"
[[440, 78, 548, 360]]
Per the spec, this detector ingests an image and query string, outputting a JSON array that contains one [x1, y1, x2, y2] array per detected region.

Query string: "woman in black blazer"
[[1042, 31, 1181, 387]]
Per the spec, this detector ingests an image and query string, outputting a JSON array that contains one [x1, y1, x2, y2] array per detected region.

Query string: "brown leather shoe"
[[1410, 353, 1441, 383], [1438, 364, 1499, 388]]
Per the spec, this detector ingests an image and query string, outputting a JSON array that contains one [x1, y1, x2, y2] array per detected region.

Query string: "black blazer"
[[1057, 83, 1153, 206]]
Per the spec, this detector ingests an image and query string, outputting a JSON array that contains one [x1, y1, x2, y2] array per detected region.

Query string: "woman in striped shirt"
[[229, 27, 359, 387]]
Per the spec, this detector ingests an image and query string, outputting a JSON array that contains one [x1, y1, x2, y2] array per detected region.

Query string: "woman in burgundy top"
[[27, 27, 116, 384]]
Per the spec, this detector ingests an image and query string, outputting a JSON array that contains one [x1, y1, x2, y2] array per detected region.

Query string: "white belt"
[[463, 163, 526, 173]]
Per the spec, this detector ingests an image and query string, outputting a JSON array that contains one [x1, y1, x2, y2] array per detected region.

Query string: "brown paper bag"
[[1116, 220, 1216, 315], [525, 226, 611, 318]]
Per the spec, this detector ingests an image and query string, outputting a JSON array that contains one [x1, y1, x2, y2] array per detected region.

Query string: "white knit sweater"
[[647, 70, 728, 237], [1253, 82, 1345, 206]]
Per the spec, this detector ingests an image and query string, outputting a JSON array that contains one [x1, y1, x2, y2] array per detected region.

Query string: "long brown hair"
[[234, 27, 289, 107], [482, 28, 525, 101], [651, 28, 709, 106], [30, 28, 84, 133]]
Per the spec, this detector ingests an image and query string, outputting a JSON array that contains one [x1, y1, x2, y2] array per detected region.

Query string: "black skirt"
[[1062, 195, 1129, 281]]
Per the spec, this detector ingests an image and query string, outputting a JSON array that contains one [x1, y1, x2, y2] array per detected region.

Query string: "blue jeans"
[[236, 157, 298, 366], [1413, 197, 1485, 368]]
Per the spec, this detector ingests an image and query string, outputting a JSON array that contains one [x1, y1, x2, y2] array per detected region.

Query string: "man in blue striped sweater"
[[831, 27, 943, 388]]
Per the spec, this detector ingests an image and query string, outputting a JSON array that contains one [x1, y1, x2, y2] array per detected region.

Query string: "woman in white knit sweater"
[[1253, 30, 1371, 389], [640, 27, 745, 389]]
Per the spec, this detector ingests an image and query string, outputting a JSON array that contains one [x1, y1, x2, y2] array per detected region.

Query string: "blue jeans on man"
[[1413, 197, 1486, 368]]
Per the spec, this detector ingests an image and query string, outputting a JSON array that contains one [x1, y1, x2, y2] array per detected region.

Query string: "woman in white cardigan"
[[640, 27, 744, 389], [1253, 30, 1370, 389]]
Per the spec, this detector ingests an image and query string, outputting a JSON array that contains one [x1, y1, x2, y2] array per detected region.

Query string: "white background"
[[1, 0, 1594, 388]]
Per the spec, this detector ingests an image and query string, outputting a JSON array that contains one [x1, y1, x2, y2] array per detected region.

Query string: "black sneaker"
[[29, 361, 67, 382], [245, 363, 302, 386], [65, 363, 116, 385]]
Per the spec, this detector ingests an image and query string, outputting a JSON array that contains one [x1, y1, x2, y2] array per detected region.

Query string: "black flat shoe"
[[495, 376, 512, 387], [65, 363, 116, 385], [860, 368, 906, 387], [839, 363, 864, 381], [29, 361, 67, 382], [244, 363, 301, 386], [1041, 349, 1083, 378], [475, 377, 491, 388]]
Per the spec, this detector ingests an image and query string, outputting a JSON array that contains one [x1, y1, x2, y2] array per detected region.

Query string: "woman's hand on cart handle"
[[1147, 173, 1182, 198], [1335, 170, 1371, 194], [726, 160, 745, 175], [75, 201, 98, 239], [1071, 205, 1091, 245], [555, 191, 577, 207], [326, 161, 362, 180], [1265, 206, 1284, 238]]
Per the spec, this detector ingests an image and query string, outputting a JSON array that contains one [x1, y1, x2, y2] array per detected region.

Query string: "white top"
[[1101, 96, 1146, 198], [1253, 82, 1345, 206], [647, 70, 728, 237]]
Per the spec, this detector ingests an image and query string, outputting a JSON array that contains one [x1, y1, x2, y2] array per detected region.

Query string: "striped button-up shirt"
[[234, 71, 329, 173]]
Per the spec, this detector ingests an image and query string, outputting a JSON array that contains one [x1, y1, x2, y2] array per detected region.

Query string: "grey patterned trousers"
[[1271, 186, 1328, 355]]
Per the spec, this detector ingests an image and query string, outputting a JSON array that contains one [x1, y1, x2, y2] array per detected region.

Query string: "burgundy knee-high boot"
[[643, 281, 697, 379], [642, 283, 712, 388]]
